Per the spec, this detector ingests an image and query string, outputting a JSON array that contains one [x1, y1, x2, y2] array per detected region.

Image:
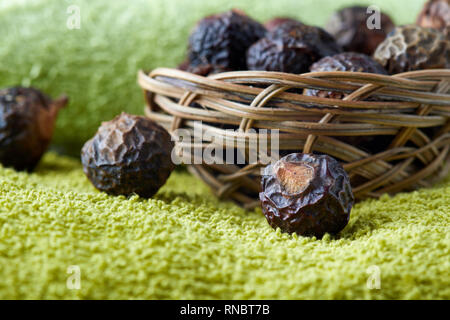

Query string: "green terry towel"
[[0, 0, 427, 155], [0, 153, 449, 299], [1, 0, 449, 300]]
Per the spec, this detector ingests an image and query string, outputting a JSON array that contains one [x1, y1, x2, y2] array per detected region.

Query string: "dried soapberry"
[[81, 113, 175, 198], [416, 0, 450, 32], [0, 87, 67, 171], [325, 6, 395, 55], [178, 61, 231, 76], [246, 22, 342, 73], [260, 153, 354, 238], [373, 25, 450, 74], [188, 9, 266, 71], [264, 17, 303, 31], [305, 52, 387, 99], [247, 37, 311, 73]]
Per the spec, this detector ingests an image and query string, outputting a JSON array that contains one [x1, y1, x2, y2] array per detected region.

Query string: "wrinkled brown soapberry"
[[325, 6, 395, 55], [305, 52, 387, 99], [187, 9, 266, 71], [81, 113, 175, 198], [373, 25, 450, 74], [416, 0, 450, 33], [247, 22, 342, 73], [260, 153, 354, 238], [0, 87, 68, 171]]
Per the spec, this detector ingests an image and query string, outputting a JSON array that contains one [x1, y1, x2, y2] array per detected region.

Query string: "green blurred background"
[[0, 0, 427, 156]]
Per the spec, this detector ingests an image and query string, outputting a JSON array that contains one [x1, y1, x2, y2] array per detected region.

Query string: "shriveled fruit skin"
[[260, 153, 354, 238], [325, 6, 395, 55], [264, 17, 303, 31], [0, 87, 67, 171], [373, 25, 450, 74], [81, 112, 175, 198], [187, 9, 266, 71], [246, 22, 342, 73], [305, 52, 387, 99], [247, 37, 313, 73], [416, 0, 450, 33]]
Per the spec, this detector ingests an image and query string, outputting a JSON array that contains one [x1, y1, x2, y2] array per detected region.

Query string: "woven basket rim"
[[138, 67, 450, 209]]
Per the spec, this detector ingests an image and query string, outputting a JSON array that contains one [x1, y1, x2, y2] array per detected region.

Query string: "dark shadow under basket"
[[138, 68, 450, 209]]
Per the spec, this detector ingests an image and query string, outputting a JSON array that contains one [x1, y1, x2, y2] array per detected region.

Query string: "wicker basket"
[[138, 68, 450, 209]]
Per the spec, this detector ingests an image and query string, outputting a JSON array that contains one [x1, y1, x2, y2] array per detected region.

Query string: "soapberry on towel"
[[0, 87, 68, 171], [260, 153, 354, 238], [81, 112, 175, 198]]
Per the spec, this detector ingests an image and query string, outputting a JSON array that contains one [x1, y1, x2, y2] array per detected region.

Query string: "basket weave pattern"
[[139, 68, 450, 208]]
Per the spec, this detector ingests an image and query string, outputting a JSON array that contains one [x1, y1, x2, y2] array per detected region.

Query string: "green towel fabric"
[[1, 0, 449, 300], [0, 0, 427, 155], [0, 153, 449, 299]]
